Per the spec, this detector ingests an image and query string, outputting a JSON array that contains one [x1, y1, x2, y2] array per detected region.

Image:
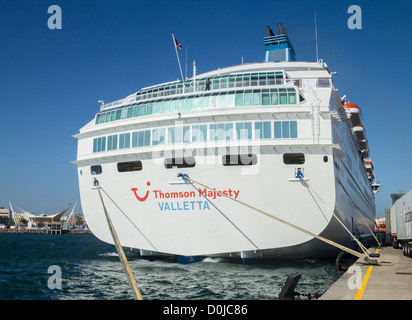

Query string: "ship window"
[[279, 88, 288, 104], [93, 137, 106, 153], [210, 123, 234, 141], [283, 153, 305, 164], [91, 165, 102, 175], [167, 126, 190, 144], [235, 93, 244, 106], [107, 134, 118, 151], [117, 161, 143, 172], [236, 122, 252, 140], [152, 128, 166, 145], [120, 108, 127, 119], [164, 157, 196, 169], [222, 154, 257, 166], [127, 106, 134, 118], [274, 121, 297, 138], [192, 125, 207, 142], [255, 122, 271, 139], [132, 130, 151, 147], [119, 133, 130, 149], [262, 90, 270, 105]]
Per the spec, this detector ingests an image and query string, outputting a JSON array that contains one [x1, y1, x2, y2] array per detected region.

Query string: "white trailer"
[[391, 189, 412, 257]]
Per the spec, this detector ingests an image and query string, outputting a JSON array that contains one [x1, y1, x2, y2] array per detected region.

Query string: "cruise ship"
[[74, 24, 378, 260]]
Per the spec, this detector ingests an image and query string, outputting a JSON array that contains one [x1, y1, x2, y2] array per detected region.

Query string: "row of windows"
[[92, 121, 298, 153], [90, 153, 306, 175], [135, 72, 285, 98], [93, 130, 151, 153], [95, 88, 299, 125], [103, 72, 286, 109]]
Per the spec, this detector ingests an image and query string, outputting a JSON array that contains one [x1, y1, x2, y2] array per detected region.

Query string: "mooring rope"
[[94, 181, 143, 300], [297, 176, 371, 256], [189, 182, 259, 250], [98, 185, 158, 252], [180, 174, 378, 264], [336, 178, 381, 248]]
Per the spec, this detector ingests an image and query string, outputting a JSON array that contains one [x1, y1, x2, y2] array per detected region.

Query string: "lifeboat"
[[358, 137, 368, 151], [344, 102, 362, 127], [367, 171, 375, 182], [361, 147, 370, 158], [352, 124, 366, 142], [364, 158, 373, 170]]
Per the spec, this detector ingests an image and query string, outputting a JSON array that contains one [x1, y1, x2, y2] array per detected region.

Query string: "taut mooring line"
[[189, 182, 259, 250], [298, 176, 374, 256], [336, 178, 381, 248], [94, 181, 143, 300], [99, 185, 158, 252]]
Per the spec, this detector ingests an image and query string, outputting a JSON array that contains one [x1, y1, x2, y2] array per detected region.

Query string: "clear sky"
[[0, 0, 411, 218]]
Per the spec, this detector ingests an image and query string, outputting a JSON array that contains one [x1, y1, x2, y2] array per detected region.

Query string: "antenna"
[[185, 47, 188, 80], [315, 12, 319, 62]]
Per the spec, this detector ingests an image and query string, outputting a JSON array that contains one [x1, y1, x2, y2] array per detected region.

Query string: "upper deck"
[[92, 60, 333, 128]]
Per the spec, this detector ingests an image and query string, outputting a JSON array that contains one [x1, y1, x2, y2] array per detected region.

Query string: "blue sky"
[[0, 0, 411, 218]]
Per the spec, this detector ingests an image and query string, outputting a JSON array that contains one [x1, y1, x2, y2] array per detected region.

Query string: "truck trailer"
[[390, 189, 412, 257]]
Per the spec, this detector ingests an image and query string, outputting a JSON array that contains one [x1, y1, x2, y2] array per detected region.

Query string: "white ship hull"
[[77, 146, 375, 260]]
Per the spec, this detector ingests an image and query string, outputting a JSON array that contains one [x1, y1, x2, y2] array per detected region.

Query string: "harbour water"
[[0, 233, 341, 300]]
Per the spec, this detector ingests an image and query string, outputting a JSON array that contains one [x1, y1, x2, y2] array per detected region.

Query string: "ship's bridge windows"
[[91, 165, 102, 175], [222, 154, 257, 166], [164, 157, 196, 169], [117, 161, 142, 172], [283, 153, 305, 165]]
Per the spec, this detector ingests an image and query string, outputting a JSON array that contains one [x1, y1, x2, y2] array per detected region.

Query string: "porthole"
[[91, 165, 102, 175], [323, 156, 328, 163]]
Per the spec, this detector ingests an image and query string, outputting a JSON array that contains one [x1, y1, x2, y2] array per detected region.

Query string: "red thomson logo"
[[131, 181, 150, 202]]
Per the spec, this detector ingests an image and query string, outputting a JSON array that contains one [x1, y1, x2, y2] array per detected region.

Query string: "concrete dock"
[[320, 246, 412, 300]]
